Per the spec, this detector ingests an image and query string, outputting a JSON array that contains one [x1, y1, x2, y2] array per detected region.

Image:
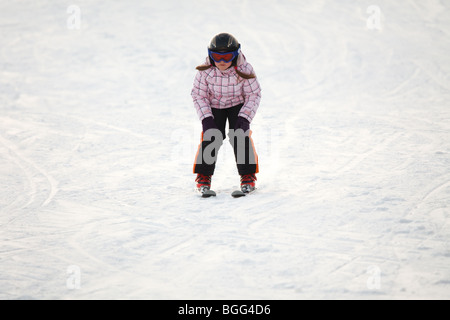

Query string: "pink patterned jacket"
[[191, 53, 261, 122]]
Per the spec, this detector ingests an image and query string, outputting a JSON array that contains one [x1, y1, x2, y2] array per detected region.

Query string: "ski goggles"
[[208, 47, 240, 63]]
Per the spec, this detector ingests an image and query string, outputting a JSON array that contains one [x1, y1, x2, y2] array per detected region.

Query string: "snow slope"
[[1, 0, 450, 299]]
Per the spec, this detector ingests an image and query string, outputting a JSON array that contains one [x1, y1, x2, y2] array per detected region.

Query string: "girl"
[[191, 33, 261, 196]]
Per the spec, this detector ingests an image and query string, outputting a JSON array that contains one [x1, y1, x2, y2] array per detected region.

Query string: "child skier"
[[192, 33, 261, 196]]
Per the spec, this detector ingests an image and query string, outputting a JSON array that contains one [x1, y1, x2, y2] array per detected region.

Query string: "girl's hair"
[[196, 59, 256, 80]]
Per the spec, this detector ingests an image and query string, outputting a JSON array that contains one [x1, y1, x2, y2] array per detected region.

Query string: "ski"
[[201, 189, 216, 198], [199, 186, 216, 198], [231, 187, 256, 198], [231, 190, 246, 198]]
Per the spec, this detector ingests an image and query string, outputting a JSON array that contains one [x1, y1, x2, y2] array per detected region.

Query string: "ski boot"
[[240, 173, 257, 193], [195, 174, 216, 198]]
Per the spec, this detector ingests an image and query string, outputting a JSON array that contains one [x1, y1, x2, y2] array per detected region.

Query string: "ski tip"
[[232, 187, 257, 197], [231, 190, 246, 198], [201, 190, 216, 198]]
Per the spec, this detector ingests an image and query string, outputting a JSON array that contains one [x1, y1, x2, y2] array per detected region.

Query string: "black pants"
[[193, 104, 259, 176]]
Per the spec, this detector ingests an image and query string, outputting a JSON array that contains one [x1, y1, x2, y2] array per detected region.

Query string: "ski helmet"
[[208, 33, 240, 52]]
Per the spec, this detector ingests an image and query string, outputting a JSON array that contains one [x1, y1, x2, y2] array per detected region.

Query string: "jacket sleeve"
[[238, 63, 261, 122], [191, 71, 213, 121]]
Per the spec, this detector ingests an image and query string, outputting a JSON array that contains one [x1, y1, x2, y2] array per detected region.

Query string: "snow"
[[1, 0, 450, 299]]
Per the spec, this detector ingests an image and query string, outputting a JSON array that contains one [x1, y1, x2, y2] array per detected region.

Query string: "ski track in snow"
[[1, 0, 450, 299]]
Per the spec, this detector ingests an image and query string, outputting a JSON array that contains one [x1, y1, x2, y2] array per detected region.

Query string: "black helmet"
[[208, 33, 240, 52]]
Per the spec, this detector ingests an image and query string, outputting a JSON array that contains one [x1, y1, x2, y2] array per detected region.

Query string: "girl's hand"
[[234, 116, 250, 132], [202, 117, 218, 133]]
